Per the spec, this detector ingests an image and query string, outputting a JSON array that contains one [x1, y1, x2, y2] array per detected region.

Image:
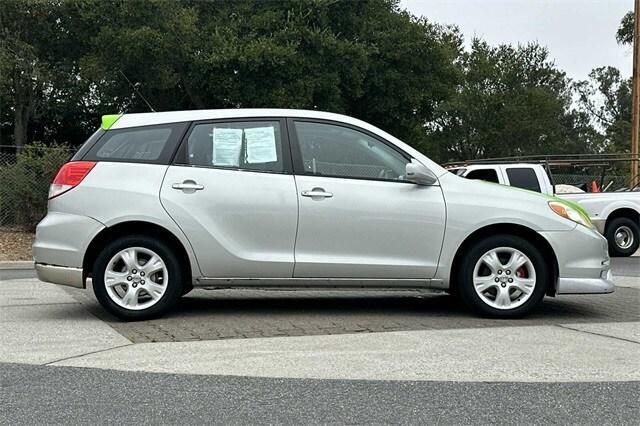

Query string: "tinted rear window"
[[506, 168, 541, 192], [82, 123, 188, 164], [466, 168, 499, 183]]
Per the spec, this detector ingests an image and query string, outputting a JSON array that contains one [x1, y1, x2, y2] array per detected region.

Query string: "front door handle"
[[172, 180, 204, 192], [301, 188, 333, 198]]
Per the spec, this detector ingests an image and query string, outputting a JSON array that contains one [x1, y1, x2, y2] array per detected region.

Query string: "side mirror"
[[406, 161, 437, 185]]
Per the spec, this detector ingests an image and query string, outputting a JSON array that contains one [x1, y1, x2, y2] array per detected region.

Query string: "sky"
[[400, 0, 633, 82]]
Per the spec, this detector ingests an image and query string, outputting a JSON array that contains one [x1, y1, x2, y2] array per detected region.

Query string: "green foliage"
[[617, 11, 633, 45], [426, 40, 596, 162], [575, 66, 632, 153], [1, 0, 463, 152], [78, 0, 461, 147], [0, 143, 71, 229]]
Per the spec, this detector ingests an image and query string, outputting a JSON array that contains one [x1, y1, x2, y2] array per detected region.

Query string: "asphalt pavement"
[[2, 362, 638, 425]]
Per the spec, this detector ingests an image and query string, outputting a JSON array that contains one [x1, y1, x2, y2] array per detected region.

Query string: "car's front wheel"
[[457, 235, 548, 318], [92, 235, 184, 320]]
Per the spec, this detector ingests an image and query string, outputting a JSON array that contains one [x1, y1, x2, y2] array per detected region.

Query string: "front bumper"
[[540, 225, 615, 295], [557, 269, 615, 294], [35, 263, 84, 289], [591, 217, 606, 235]]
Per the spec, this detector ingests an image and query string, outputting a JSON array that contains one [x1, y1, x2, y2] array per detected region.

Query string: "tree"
[[617, 10, 633, 45], [575, 67, 632, 153], [425, 39, 596, 162], [0, 0, 95, 146], [574, 10, 634, 155], [1, 0, 461, 149], [78, 0, 461, 148]]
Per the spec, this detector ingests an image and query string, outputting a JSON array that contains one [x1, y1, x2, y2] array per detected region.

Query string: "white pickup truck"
[[447, 163, 640, 257]]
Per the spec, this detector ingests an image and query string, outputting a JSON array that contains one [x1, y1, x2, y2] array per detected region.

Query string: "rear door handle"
[[172, 180, 204, 191], [301, 188, 333, 198]]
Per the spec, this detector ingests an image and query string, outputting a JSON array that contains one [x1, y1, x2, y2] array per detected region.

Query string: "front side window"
[[293, 121, 409, 181], [506, 168, 541, 192], [466, 168, 500, 183], [185, 121, 284, 173]]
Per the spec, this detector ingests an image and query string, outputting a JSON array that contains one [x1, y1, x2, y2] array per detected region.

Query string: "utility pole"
[[632, 0, 640, 187]]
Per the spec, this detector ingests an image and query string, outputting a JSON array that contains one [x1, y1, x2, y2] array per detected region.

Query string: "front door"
[[289, 120, 446, 279]]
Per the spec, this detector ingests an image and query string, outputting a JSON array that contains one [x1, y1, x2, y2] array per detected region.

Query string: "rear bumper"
[[557, 269, 615, 294], [33, 212, 104, 269], [35, 263, 84, 289]]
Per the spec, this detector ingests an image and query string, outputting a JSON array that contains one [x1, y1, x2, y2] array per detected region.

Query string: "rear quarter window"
[[82, 122, 188, 164]]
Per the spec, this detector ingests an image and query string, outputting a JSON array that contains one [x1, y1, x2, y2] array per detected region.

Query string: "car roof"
[[110, 108, 369, 130]]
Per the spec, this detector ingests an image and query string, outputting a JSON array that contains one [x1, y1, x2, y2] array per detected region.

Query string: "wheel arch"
[[605, 207, 640, 228], [449, 223, 559, 296], [83, 221, 194, 283]]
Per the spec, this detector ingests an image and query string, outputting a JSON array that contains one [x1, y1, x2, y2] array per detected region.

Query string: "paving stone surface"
[[65, 284, 639, 343]]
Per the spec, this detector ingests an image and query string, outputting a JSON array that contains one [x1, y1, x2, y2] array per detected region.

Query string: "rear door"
[[160, 118, 298, 278], [288, 119, 446, 279]]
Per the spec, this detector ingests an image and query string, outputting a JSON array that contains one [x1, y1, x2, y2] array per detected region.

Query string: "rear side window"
[[466, 168, 499, 183], [83, 123, 187, 164], [506, 168, 541, 192], [182, 120, 285, 173]]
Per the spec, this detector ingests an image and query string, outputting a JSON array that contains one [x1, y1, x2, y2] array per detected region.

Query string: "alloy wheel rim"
[[104, 247, 168, 311], [614, 226, 634, 250], [472, 247, 537, 310]]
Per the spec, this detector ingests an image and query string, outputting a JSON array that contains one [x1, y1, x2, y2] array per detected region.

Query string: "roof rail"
[[442, 153, 640, 168]]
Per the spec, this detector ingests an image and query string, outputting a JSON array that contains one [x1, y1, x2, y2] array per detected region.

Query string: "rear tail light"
[[48, 161, 97, 199]]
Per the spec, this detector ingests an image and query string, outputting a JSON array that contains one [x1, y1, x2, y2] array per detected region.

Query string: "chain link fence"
[[551, 172, 631, 192], [0, 144, 75, 231]]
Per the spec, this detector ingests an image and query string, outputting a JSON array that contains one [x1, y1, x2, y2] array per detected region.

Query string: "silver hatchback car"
[[34, 109, 614, 320]]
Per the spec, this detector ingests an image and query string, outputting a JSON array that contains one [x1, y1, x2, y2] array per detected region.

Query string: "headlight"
[[548, 201, 594, 229]]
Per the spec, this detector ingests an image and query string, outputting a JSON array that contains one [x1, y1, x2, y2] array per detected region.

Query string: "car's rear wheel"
[[605, 217, 639, 257], [457, 235, 548, 318], [92, 235, 184, 320]]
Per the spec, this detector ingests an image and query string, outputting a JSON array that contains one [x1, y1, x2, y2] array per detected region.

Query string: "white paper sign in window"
[[245, 126, 277, 164], [212, 128, 242, 166]]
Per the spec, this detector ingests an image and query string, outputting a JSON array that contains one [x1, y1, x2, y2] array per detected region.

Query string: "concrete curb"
[[0, 261, 34, 270]]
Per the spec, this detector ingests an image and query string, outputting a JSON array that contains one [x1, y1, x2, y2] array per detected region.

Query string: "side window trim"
[[286, 117, 413, 183], [172, 117, 293, 175]]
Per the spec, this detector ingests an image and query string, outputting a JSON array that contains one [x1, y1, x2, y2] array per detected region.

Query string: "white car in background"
[[33, 109, 614, 320], [448, 163, 640, 257]]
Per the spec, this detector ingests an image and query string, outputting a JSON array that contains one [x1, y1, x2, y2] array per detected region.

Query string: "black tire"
[[605, 217, 640, 257], [92, 235, 185, 321], [456, 234, 549, 318]]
